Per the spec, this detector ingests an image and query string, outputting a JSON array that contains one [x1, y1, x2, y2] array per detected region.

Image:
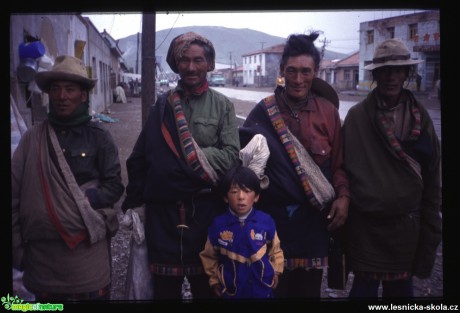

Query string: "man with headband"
[[122, 32, 240, 300]]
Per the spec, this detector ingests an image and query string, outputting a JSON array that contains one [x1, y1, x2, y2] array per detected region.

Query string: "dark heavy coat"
[[342, 89, 442, 278]]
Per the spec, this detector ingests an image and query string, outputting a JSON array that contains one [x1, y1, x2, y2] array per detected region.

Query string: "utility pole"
[[135, 32, 140, 74], [229, 51, 233, 85], [141, 13, 156, 127], [319, 37, 331, 61], [319, 37, 331, 83], [259, 42, 265, 51], [259, 42, 265, 87]]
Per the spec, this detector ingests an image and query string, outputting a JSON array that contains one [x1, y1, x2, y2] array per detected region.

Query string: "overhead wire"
[[155, 12, 182, 51]]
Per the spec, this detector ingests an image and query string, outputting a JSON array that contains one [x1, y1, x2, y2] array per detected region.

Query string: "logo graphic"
[[1, 294, 64, 311], [250, 229, 264, 241], [219, 230, 233, 242]]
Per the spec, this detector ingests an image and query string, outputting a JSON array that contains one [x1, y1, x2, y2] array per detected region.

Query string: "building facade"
[[242, 44, 284, 88], [318, 51, 359, 92], [10, 13, 125, 128], [358, 10, 440, 92]]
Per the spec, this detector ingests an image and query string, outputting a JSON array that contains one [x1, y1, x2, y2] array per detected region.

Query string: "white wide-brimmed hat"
[[364, 38, 423, 71], [35, 55, 97, 92]]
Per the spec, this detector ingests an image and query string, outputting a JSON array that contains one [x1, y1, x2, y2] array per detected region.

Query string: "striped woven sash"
[[169, 91, 212, 183], [376, 100, 422, 179], [262, 96, 324, 211]]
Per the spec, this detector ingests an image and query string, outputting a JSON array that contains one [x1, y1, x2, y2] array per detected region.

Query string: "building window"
[[409, 24, 418, 41], [387, 27, 395, 39], [344, 69, 350, 81], [367, 30, 374, 44]]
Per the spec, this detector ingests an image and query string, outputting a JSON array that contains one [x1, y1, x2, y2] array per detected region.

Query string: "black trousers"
[[274, 268, 324, 299]]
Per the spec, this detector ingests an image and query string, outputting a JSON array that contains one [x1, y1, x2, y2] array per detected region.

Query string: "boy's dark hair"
[[219, 165, 261, 197]]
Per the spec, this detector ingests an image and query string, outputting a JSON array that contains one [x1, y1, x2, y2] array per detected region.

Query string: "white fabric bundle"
[[287, 128, 336, 209], [239, 134, 270, 189], [120, 206, 154, 300]]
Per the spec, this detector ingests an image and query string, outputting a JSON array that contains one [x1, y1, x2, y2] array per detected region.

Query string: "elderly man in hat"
[[239, 32, 350, 299], [11, 55, 124, 301], [342, 38, 442, 298], [121, 32, 240, 300]]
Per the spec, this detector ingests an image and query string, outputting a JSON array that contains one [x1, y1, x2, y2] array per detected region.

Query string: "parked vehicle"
[[209, 73, 225, 87]]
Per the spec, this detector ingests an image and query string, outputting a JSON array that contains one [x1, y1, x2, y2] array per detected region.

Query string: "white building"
[[241, 44, 284, 87]]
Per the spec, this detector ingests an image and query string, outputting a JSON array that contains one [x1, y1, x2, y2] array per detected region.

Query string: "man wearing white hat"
[[12, 55, 124, 301], [342, 39, 442, 298]]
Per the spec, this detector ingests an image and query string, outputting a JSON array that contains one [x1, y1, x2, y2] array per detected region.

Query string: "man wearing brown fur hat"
[[12, 55, 124, 301], [122, 32, 240, 300]]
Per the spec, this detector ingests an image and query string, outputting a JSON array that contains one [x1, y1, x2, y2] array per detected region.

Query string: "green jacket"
[[175, 85, 240, 176]]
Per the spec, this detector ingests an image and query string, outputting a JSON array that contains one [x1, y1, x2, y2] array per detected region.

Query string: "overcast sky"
[[82, 9, 428, 54]]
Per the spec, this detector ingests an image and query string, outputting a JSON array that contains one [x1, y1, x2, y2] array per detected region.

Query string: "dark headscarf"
[[166, 32, 215, 73]]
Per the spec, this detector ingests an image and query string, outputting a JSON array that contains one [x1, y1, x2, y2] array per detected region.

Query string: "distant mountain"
[[116, 26, 347, 73]]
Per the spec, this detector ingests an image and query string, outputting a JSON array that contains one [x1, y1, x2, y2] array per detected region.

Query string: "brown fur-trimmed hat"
[[311, 77, 339, 109]]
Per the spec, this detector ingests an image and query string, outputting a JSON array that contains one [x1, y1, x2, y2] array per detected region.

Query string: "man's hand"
[[327, 196, 349, 231]]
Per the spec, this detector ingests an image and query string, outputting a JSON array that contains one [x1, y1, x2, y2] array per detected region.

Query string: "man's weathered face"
[[48, 80, 87, 117], [374, 65, 409, 100], [281, 54, 316, 102], [177, 44, 211, 89]]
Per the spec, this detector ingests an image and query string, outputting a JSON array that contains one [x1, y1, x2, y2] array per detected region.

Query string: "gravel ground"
[[104, 89, 443, 301]]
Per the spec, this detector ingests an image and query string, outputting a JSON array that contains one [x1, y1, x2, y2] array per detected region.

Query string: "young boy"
[[199, 165, 284, 299]]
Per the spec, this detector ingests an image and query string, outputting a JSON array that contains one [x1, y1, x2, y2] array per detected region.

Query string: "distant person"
[[416, 73, 422, 92], [121, 32, 240, 300], [128, 79, 134, 97], [200, 165, 284, 299], [12, 55, 124, 301], [114, 82, 127, 103], [342, 38, 442, 298], [239, 32, 350, 299]]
